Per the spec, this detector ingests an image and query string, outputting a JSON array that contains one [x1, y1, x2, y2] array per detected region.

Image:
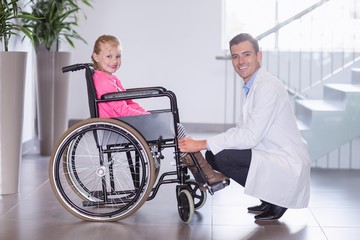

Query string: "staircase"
[[295, 68, 360, 161]]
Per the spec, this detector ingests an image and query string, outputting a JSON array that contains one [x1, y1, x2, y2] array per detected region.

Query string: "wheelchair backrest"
[[84, 64, 99, 118]]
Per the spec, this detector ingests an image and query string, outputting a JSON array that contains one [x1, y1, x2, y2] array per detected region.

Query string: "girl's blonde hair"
[[91, 35, 121, 70]]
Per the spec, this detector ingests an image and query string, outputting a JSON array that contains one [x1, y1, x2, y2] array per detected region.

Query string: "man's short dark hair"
[[229, 33, 259, 53]]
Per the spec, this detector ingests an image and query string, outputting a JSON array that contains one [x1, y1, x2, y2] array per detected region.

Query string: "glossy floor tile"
[[1, 138, 360, 240]]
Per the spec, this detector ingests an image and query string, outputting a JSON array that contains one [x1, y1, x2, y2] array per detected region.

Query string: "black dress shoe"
[[254, 204, 287, 220], [247, 201, 269, 213]]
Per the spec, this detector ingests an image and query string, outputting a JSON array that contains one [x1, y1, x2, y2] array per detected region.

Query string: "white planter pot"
[[36, 51, 71, 155], [0, 52, 27, 194]]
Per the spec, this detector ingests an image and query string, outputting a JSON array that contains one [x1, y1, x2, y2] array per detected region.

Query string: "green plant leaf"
[[23, 0, 93, 52], [1, 0, 43, 51]]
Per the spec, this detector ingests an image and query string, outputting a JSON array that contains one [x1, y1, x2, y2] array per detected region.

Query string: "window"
[[223, 0, 360, 51]]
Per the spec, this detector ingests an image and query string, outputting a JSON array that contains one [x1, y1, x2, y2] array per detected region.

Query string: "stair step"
[[325, 83, 360, 93], [296, 120, 309, 131], [296, 99, 343, 111], [352, 68, 360, 85], [323, 83, 360, 105]]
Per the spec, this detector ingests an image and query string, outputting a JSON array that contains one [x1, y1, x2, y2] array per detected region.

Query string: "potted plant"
[[23, 0, 92, 155], [0, 0, 37, 194]]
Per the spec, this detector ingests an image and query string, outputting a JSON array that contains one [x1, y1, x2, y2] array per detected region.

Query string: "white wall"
[[66, 0, 228, 125]]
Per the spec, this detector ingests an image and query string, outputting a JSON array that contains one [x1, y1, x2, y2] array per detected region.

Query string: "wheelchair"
[[49, 63, 229, 223]]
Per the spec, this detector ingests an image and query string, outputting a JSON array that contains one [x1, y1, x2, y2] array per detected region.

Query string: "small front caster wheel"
[[177, 189, 194, 223]]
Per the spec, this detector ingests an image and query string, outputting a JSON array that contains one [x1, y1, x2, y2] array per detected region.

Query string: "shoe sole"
[[248, 210, 264, 214]]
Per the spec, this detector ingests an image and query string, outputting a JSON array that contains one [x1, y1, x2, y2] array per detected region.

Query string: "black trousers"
[[205, 149, 252, 187]]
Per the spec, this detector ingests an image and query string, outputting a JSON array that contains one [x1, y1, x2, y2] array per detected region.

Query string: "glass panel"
[[223, 0, 360, 51]]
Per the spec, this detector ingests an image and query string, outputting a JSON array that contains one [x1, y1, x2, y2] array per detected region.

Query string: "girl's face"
[[92, 43, 121, 75]]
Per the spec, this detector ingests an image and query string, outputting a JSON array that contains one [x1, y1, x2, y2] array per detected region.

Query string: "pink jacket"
[[93, 70, 149, 118]]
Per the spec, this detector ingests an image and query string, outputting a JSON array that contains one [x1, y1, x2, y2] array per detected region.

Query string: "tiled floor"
[[1, 133, 360, 240]]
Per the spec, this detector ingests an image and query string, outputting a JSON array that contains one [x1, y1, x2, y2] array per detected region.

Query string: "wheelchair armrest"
[[101, 87, 165, 101], [126, 86, 167, 92]]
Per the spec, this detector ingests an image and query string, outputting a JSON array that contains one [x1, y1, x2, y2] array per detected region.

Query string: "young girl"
[[91, 35, 227, 189], [91, 35, 148, 118]]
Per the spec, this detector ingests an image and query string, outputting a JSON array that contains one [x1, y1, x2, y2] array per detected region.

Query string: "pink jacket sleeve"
[[93, 70, 149, 118]]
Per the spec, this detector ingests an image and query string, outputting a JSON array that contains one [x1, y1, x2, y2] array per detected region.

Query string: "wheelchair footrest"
[[207, 179, 230, 195]]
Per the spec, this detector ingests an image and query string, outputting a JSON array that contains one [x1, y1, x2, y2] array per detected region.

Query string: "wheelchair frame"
[[49, 63, 210, 223]]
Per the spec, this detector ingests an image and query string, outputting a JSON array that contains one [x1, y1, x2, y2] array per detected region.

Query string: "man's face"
[[230, 40, 262, 84]]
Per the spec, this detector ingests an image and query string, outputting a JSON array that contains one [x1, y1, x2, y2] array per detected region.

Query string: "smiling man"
[[178, 33, 311, 221]]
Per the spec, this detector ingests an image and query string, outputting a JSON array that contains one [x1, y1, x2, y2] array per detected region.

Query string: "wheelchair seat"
[[119, 111, 175, 142]]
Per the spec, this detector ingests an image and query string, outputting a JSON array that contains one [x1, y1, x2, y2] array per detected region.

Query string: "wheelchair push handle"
[[62, 63, 91, 73]]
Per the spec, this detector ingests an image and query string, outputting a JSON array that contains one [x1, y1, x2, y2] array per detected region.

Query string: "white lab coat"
[[207, 68, 311, 208]]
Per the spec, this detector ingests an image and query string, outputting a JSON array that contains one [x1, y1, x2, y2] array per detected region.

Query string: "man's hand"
[[178, 137, 207, 153]]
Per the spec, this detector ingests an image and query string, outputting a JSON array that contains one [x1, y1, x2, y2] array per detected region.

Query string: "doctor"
[[178, 33, 311, 221]]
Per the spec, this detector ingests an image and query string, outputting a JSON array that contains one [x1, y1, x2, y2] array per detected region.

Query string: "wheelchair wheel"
[[49, 118, 155, 221], [185, 179, 207, 210], [177, 189, 194, 223]]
